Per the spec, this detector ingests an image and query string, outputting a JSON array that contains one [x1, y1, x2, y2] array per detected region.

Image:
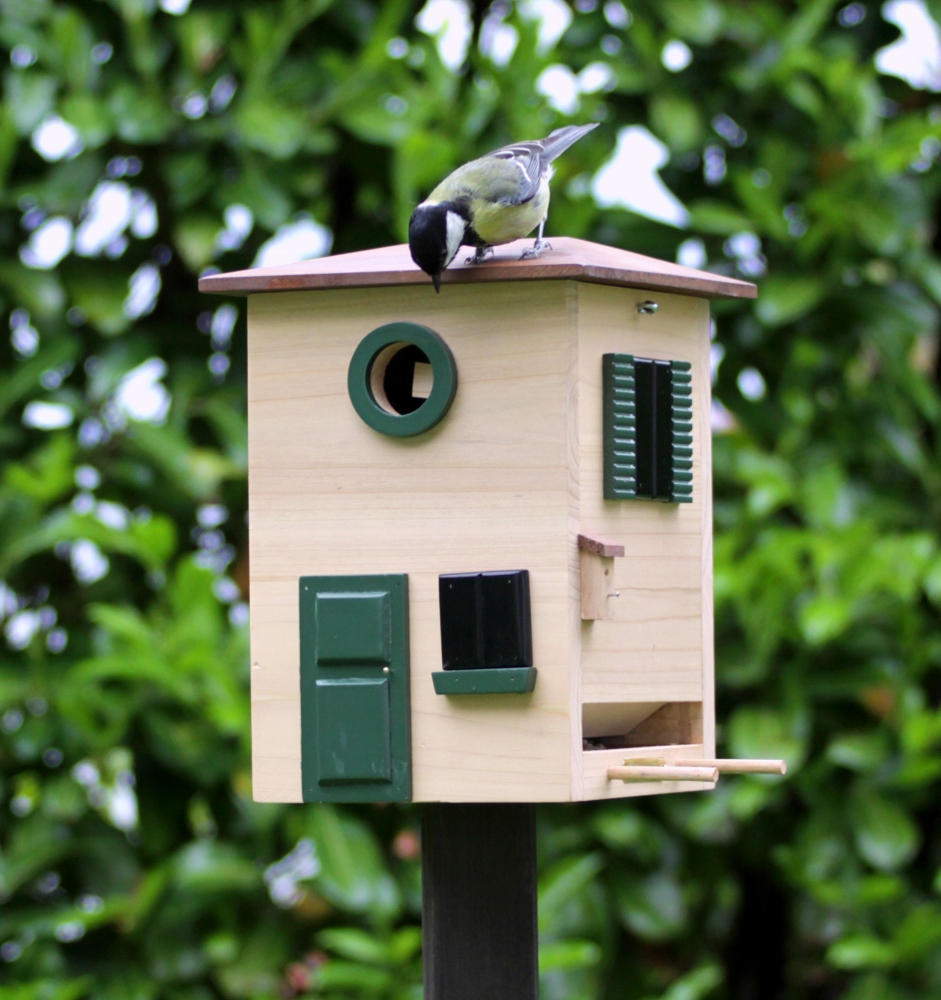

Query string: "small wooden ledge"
[[578, 533, 624, 620], [577, 533, 625, 558]]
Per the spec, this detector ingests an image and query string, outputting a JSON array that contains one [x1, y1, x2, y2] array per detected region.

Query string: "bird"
[[408, 122, 599, 292]]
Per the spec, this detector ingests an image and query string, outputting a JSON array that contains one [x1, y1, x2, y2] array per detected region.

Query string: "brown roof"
[[198, 236, 757, 300]]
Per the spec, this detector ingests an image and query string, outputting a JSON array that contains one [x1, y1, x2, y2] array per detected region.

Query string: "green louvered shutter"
[[602, 354, 637, 499], [603, 354, 693, 504], [670, 361, 693, 503]]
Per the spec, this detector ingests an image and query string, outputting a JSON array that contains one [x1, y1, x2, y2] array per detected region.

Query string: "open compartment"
[[582, 701, 703, 750]]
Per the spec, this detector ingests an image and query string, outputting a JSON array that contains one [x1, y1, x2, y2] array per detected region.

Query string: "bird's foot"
[[464, 246, 494, 265], [520, 238, 552, 260]]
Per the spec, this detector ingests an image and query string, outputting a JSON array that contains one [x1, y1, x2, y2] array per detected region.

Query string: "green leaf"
[[616, 871, 687, 941], [0, 261, 67, 319], [538, 939, 602, 972], [0, 980, 94, 1000], [317, 927, 389, 965], [538, 852, 604, 932], [826, 731, 892, 772], [891, 904, 941, 963], [0, 334, 79, 421], [688, 200, 755, 235], [315, 961, 394, 992], [728, 706, 807, 770], [850, 790, 920, 872], [3, 432, 76, 501], [171, 840, 260, 895], [649, 93, 704, 152], [304, 804, 400, 918], [660, 0, 724, 42], [63, 262, 132, 335], [798, 594, 853, 645], [173, 213, 220, 271], [754, 275, 827, 326], [235, 101, 309, 158], [108, 82, 173, 142], [642, 963, 723, 1000], [827, 935, 896, 970], [5, 70, 57, 133]]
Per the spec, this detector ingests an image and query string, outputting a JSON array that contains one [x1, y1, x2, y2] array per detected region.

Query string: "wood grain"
[[200, 237, 757, 301], [248, 282, 579, 802], [579, 548, 616, 620], [621, 702, 703, 747], [574, 284, 711, 705]]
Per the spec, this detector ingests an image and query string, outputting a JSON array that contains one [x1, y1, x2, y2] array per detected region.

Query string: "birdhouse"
[[200, 238, 758, 805]]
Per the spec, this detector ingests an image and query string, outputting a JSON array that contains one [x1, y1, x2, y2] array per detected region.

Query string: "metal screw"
[[637, 300, 659, 314]]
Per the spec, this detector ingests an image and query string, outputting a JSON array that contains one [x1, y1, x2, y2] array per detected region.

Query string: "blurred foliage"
[[0, 0, 940, 998]]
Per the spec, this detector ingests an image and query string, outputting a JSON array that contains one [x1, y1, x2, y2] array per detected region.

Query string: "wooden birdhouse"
[[200, 238, 760, 806]]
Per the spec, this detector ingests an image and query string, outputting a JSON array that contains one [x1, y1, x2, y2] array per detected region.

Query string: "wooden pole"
[[422, 804, 539, 1000]]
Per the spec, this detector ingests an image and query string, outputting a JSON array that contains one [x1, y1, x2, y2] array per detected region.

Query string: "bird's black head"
[[408, 202, 467, 293]]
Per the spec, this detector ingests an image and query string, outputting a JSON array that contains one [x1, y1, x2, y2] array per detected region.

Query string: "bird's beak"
[[432, 272, 441, 294]]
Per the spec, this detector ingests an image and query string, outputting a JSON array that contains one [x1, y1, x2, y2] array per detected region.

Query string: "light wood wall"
[[572, 283, 715, 800], [247, 282, 579, 803], [247, 278, 715, 803]]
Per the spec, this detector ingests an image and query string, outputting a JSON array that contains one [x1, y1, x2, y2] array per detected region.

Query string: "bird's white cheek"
[[444, 211, 466, 266]]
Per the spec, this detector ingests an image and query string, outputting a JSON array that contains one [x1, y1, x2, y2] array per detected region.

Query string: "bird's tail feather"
[[542, 122, 599, 161]]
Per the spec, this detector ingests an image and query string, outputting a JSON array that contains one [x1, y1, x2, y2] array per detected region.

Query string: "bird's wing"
[[539, 123, 599, 161], [482, 123, 600, 205], [437, 153, 540, 207], [430, 123, 599, 209], [483, 141, 546, 205]]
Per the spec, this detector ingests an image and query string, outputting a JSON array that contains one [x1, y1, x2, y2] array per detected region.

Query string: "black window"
[[438, 570, 533, 671]]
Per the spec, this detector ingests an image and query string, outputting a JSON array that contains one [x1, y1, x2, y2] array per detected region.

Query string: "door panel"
[[316, 678, 392, 784], [300, 574, 410, 802]]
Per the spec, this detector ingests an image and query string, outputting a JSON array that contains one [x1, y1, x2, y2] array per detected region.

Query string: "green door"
[[299, 574, 411, 802]]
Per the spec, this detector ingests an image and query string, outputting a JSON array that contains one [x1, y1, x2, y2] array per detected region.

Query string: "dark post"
[[422, 803, 539, 1000]]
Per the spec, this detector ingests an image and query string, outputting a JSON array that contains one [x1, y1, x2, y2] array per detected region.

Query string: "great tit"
[[408, 122, 598, 292]]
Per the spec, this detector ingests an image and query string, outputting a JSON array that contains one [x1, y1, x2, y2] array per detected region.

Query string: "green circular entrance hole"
[[348, 323, 457, 437]]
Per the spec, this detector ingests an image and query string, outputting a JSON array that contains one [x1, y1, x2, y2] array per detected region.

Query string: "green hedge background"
[[2, 1, 941, 997]]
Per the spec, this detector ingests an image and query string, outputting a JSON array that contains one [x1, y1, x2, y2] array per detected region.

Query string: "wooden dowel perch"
[[607, 765, 718, 783], [606, 757, 787, 784], [675, 758, 787, 775]]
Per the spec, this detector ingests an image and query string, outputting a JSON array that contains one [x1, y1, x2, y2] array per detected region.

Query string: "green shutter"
[[670, 361, 693, 503], [603, 354, 637, 499], [299, 574, 411, 802], [603, 354, 693, 504]]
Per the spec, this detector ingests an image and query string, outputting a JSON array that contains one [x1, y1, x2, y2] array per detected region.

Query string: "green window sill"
[[432, 667, 537, 695]]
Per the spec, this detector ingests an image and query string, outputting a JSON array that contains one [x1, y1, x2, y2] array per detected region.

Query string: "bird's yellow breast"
[[469, 180, 550, 246]]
